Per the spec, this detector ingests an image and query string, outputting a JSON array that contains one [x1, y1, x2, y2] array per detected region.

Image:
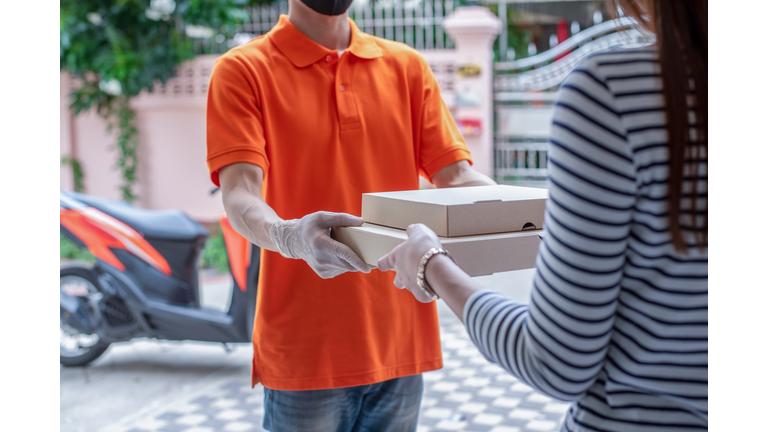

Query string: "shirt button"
[[339, 84, 345, 92], [325, 55, 332, 62]]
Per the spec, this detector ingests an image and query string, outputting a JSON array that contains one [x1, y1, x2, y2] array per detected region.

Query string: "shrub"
[[60, 0, 250, 201], [61, 225, 230, 272], [60, 234, 96, 262], [199, 223, 229, 273]]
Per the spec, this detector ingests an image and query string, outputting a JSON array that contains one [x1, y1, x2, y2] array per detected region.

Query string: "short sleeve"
[[417, 56, 473, 180], [206, 54, 269, 187]]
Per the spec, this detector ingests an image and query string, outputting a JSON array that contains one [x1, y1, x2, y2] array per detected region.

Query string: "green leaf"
[[199, 224, 230, 273], [61, 0, 250, 201], [60, 234, 95, 262]]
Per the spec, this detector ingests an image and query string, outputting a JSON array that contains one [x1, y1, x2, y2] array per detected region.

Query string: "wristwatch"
[[416, 247, 457, 300]]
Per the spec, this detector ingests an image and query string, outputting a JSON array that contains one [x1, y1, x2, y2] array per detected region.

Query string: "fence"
[[191, 0, 458, 55], [493, 18, 652, 186], [494, 18, 649, 92], [348, 1, 457, 50]]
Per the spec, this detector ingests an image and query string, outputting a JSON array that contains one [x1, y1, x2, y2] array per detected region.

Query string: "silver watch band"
[[416, 247, 456, 300]]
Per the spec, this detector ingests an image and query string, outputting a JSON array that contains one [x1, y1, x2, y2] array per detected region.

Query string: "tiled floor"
[[103, 314, 570, 432]]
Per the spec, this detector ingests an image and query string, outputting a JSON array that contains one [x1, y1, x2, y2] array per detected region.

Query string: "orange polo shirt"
[[206, 15, 472, 391]]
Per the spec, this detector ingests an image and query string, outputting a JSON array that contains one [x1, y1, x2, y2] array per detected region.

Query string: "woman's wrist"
[[424, 253, 456, 297], [424, 252, 482, 322]]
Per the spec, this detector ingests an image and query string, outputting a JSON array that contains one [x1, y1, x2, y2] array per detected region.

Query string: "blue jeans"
[[262, 374, 423, 432]]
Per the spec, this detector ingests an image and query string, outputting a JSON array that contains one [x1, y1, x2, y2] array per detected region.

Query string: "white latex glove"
[[269, 211, 371, 279], [378, 224, 443, 303]]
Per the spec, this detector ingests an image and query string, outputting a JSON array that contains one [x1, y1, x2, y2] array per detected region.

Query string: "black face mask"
[[300, 0, 354, 16]]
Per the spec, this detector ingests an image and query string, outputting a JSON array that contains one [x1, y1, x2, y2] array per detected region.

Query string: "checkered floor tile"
[[106, 314, 570, 432], [417, 319, 570, 432]]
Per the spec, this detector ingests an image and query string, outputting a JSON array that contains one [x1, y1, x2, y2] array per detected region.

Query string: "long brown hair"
[[609, 0, 708, 253]]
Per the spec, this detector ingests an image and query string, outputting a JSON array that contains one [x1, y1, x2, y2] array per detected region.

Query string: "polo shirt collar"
[[270, 15, 382, 68], [347, 19, 383, 60]]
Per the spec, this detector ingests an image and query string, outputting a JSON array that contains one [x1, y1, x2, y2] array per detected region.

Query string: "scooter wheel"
[[60, 265, 111, 367]]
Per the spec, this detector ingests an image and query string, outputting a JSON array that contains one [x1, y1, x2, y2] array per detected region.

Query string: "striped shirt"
[[463, 48, 708, 431]]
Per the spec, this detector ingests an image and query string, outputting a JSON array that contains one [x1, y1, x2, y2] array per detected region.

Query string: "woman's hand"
[[378, 224, 443, 303]]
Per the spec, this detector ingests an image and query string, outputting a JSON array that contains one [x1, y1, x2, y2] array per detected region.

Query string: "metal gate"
[[493, 18, 650, 187]]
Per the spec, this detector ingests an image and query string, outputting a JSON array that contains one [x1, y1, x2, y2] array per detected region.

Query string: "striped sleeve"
[[463, 55, 637, 402]]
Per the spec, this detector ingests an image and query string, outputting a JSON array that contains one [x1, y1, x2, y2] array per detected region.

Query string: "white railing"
[[494, 18, 651, 93], [494, 18, 643, 72], [494, 19, 652, 185], [349, 0, 457, 50], [494, 98, 554, 186], [240, 1, 290, 35], [192, 0, 458, 54], [495, 138, 550, 184]]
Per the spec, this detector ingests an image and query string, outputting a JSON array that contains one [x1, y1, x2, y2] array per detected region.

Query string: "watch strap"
[[416, 247, 457, 300]]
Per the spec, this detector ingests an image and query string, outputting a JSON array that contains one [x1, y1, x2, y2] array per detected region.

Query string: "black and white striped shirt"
[[464, 48, 708, 431]]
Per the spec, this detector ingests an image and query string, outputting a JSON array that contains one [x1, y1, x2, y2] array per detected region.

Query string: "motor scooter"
[[59, 189, 259, 366]]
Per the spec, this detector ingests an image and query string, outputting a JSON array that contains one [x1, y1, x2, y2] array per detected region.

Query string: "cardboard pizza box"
[[361, 185, 548, 237], [332, 223, 542, 277]]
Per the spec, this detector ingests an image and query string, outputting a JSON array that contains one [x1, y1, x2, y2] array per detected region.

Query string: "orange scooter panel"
[[60, 207, 172, 276], [219, 213, 251, 292]]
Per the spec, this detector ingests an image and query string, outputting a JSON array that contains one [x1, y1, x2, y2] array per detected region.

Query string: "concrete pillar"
[[443, 6, 501, 179]]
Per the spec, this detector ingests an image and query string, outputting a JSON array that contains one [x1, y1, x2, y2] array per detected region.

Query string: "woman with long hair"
[[379, 0, 708, 430]]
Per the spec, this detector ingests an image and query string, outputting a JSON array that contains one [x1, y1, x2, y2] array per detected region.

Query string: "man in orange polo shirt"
[[206, 0, 495, 429]]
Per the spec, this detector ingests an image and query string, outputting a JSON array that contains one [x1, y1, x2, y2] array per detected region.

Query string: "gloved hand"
[[269, 211, 371, 279], [378, 224, 444, 303]]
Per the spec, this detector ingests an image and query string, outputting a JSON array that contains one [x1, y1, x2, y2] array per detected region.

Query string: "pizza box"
[[332, 223, 542, 277], [361, 185, 548, 237]]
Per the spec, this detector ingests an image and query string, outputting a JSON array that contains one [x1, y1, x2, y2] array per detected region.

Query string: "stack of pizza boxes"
[[332, 185, 547, 276]]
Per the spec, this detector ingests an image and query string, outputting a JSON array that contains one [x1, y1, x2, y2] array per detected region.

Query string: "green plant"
[[60, 234, 96, 262], [199, 224, 230, 273], [60, 0, 250, 202], [61, 156, 86, 192], [503, 9, 531, 61], [486, 4, 531, 61]]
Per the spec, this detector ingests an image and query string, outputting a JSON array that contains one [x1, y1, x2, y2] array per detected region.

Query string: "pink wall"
[[74, 110, 124, 202], [61, 56, 225, 223], [60, 71, 74, 191], [132, 105, 223, 221]]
